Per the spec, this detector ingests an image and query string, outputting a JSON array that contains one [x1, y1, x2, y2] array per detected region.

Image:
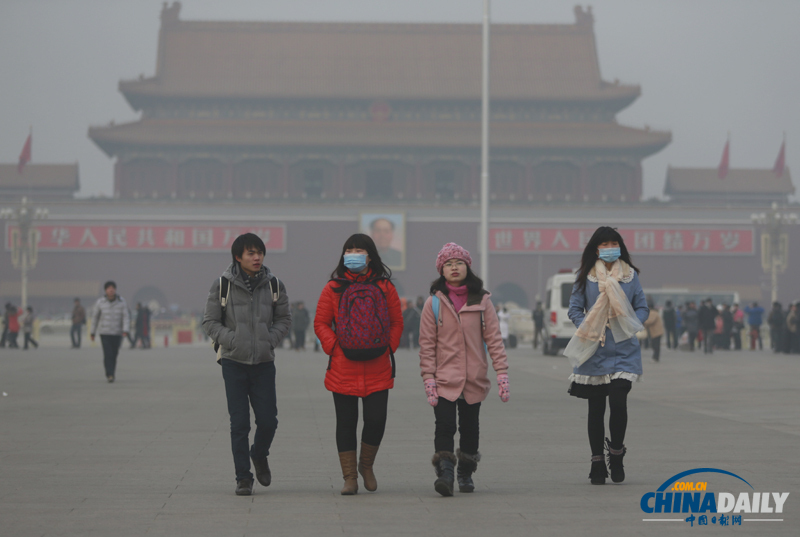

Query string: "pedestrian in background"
[[496, 303, 510, 348], [292, 301, 310, 351], [402, 298, 421, 349], [1, 303, 12, 348], [744, 302, 764, 350], [91, 282, 130, 382], [314, 233, 402, 495], [784, 303, 798, 354], [20, 306, 38, 350], [768, 302, 785, 353], [203, 233, 291, 496], [532, 301, 546, 349], [683, 302, 699, 351], [662, 300, 677, 349], [418, 242, 509, 496], [71, 298, 86, 349], [4, 304, 20, 349], [720, 304, 733, 351], [643, 303, 663, 362], [698, 299, 718, 354], [564, 226, 648, 485], [731, 303, 744, 350]]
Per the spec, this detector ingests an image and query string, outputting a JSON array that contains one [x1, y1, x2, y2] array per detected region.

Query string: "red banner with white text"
[[4, 224, 286, 252], [488, 227, 754, 255]]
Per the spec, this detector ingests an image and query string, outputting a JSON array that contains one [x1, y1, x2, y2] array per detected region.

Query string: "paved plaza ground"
[[1, 340, 798, 536]]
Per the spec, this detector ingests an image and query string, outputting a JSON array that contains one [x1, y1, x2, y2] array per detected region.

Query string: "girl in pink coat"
[[418, 243, 509, 496]]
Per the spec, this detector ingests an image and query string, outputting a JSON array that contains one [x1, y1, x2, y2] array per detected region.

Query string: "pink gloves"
[[424, 379, 439, 407], [497, 374, 510, 402]]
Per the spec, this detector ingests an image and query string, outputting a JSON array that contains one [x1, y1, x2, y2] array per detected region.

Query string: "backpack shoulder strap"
[[219, 276, 230, 309], [431, 295, 442, 330], [268, 276, 280, 304]]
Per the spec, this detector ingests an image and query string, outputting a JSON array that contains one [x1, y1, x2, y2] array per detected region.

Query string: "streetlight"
[[1, 196, 48, 309], [479, 0, 491, 287], [751, 202, 798, 303]]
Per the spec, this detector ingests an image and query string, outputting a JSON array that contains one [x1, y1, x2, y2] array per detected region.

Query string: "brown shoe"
[[357, 442, 380, 492], [338, 451, 358, 495]]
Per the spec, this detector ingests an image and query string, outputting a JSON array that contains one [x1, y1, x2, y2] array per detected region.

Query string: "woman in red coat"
[[314, 233, 403, 495]]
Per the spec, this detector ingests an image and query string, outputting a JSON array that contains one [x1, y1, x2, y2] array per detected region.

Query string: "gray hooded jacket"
[[203, 263, 291, 365]]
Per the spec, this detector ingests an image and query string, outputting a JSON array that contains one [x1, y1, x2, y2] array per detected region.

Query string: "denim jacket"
[[568, 270, 649, 377]]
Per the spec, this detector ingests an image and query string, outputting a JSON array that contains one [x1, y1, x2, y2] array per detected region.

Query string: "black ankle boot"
[[606, 437, 626, 483], [589, 455, 608, 485], [456, 449, 481, 493], [432, 451, 456, 497]]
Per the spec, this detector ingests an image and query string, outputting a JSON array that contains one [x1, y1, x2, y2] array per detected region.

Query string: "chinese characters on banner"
[[4, 225, 286, 252], [488, 228, 754, 255]]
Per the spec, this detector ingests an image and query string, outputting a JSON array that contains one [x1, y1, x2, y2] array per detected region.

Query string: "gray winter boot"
[[432, 451, 457, 497], [456, 449, 481, 493]]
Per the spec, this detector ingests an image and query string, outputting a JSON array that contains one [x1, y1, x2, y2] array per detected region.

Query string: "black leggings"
[[332, 390, 389, 452], [433, 397, 481, 454], [587, 379, 631, 455]]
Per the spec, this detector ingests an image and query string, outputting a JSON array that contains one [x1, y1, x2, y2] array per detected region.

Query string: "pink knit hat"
[[436, 243, 472, 274]]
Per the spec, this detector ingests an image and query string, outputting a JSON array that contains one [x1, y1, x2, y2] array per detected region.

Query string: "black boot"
[[589, 455, 607, 485], [432, 451, 456, 497], [606, 437, 626, 483], [456, 449, 480, 493]]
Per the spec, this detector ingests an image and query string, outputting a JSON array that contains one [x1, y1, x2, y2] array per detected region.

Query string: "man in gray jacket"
[[91, 281, 130, 383], [203, 233, 291, 496]]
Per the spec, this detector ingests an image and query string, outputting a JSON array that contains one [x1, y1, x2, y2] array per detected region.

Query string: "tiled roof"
[[665, 167, 794, 196], [0, 164, 79, 190], [119, 9, 639, 105], [89, 119, 670, 156]]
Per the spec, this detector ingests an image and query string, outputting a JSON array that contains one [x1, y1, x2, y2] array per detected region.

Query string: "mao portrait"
[[360, 213, 405, 270]]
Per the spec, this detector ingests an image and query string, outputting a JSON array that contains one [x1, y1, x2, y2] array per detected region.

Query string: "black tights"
[[587, 380, 631, 455], [332, 390, 389, 452]]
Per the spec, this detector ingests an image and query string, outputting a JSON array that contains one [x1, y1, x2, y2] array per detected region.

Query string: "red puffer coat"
[[314, 270, 403, 397]]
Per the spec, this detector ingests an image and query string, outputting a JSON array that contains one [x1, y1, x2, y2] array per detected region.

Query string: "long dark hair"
[[330, 233, 392, 291], [575, 226, 640, 294], [430, 264, 485, 297]]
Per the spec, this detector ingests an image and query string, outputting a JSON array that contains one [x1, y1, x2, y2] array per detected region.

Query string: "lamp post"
[[751, 202, 798, 303], [0, 197, 48, 310], [479, 0, 491, 287]]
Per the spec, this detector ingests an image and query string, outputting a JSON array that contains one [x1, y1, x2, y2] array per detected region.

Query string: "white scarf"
[[563, 259, 644, 368]]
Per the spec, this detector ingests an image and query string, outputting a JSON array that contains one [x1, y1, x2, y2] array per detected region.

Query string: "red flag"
[[717, 139, 729, 180], [773, 140, 786, 178], [17, 134, 32, 174]]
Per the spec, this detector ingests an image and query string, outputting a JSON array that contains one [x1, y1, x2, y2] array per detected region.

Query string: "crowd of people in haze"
[[640, 298, 800, 356], [0, 302, 38, 350]]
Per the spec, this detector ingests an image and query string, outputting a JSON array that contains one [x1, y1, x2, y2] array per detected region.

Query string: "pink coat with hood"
[[419, 290, 508, 404]]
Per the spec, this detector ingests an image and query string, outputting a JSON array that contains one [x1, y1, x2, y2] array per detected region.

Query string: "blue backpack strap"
[[431, 295, 440, 328]]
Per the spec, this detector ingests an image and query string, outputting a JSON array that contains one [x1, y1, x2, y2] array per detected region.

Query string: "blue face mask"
[[343, 253, 368, 272], [598, 247, 621, 262]]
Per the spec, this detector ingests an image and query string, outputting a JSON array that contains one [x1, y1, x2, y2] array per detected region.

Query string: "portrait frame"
[[360, 212, 406, 271]]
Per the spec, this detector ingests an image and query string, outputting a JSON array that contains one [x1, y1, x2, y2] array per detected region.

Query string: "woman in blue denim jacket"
[[566, 227, 649, 485]]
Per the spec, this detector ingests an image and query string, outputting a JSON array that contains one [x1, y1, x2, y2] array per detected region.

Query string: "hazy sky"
[[1, 0, 798, 200]]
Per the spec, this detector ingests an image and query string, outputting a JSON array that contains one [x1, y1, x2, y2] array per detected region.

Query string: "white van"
[[542, 270, 577, 355]]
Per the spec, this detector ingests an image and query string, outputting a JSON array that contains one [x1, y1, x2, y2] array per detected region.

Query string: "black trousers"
[[23, 333, 38, 349], [70, 323, 82, 348], [665, 327, 678, 349], [701, 328, 714, 353], [332, 390, 389, 452], [293, 329, 306, 349], [100, 335, 122, 377], [587, 379, 631, 455], [433, 397, 481, 454], [651, 335, 661, 362]]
